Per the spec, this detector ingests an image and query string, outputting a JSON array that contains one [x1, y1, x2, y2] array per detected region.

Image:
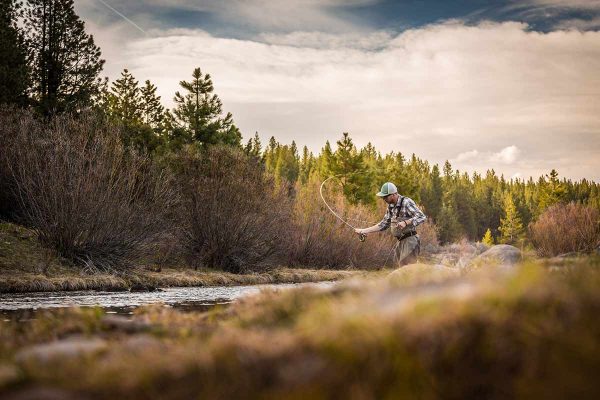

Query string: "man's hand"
[[354, 228, 364, 234], [398, 219, 412, 229]]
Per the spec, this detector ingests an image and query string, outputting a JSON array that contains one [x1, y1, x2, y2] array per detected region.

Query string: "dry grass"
[[287, 175, 395, 269], [529, 202, 600, 257], [0, 258, 598, 399], [0, 222, 363, 293]]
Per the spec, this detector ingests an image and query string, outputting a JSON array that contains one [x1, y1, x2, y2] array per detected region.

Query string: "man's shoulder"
[[398, 196, 416, 205]]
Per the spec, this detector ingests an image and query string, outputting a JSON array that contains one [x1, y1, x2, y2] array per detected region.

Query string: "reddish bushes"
[[169, 145, 289, 273], [1, 108, 176, 272], [286, 175, 394, 269], [529, 202, 600, 257]]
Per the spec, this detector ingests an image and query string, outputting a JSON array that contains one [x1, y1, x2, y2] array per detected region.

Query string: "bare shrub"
[[1, 108, 176, 272], [0, 106, 26, 220], [417, 219, 440, 254], [529, 202, 600, 257], [286, 175, 394, 269], [171, 145, 288, 273]]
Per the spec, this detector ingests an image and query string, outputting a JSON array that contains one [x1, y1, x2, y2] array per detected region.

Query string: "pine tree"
[[482, 228, 494, 246], [319, 141, 334, 179], [437, 202, 462, 244], [140, 79, 166, 133], [499, 194, 523, 244], [106, 69, 142, 124], [264, 136, 279, 172], [24, 0, 104, 115], [0, 0, 29, 106], [172, 67, 241, 147], [244, 132, 262, 159], [299, 146, 314, 185], [274, 144, 299, 184], [329, 132, 371, 205], [538, 169, 567, 212], [423, 164, 443, 221], [103, 69, 165, 152]]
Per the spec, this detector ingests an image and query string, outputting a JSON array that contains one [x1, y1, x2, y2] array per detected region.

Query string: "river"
[[0, 282, 334, 320]]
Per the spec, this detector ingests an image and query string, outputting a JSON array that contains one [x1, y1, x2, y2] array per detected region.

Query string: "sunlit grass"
[[1, 257, 598, 399]]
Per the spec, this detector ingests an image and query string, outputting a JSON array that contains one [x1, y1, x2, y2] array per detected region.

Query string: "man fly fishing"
[[355, 182, 427, 266]]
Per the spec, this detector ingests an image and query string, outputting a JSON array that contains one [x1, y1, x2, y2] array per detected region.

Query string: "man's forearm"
[[361, 224, 385, 234]]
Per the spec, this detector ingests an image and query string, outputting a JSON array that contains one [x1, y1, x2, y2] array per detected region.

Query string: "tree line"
[[2, 0, 598, 267]]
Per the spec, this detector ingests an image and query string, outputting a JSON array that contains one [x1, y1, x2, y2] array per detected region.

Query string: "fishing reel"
[[358, 233, 366, 242]]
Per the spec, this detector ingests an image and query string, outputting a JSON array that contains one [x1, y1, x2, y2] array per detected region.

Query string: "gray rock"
[[474, 244, 521, 266], [15, 337, 107, 365], [474, 242, 490, 255]]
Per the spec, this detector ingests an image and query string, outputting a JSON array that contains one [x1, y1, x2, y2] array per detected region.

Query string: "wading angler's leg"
[[395, 236, 420, 266]]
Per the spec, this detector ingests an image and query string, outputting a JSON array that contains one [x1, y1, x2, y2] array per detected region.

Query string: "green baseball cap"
[[376, 182, 398, 197]]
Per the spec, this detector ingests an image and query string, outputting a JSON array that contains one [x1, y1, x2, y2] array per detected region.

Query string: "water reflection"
[[0, 282, 334, 321]]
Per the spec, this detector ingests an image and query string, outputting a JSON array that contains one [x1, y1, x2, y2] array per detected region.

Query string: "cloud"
[[504, 0, 600, 31], [491, 146, 521, 164], [455, 150, 480, 162], [83, 20, 600, 181], [518, 0, 600, 10], [79, 0, 380, 34], [555, 16, 600, 30], [453, 146, 521, 169]]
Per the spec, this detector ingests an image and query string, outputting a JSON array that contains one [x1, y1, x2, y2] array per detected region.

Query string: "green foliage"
[[327, 132, 372, 205], [172, 67, 241, 147], [482, 228, 494, 246], [101, 69, 165, 152], [24, 0, 104, 115], [538, 169, 568, 212], [499, 194, 524, 244], [0, 0, 29, 106]]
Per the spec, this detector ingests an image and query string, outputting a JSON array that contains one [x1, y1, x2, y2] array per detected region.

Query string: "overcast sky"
[[75, 0, 600, 181]]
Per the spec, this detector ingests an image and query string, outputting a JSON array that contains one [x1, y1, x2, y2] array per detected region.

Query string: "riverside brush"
[[319, 176, 370, 242]]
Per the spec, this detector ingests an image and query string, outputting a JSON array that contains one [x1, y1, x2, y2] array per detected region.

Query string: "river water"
[[0, 282, 334, 320]]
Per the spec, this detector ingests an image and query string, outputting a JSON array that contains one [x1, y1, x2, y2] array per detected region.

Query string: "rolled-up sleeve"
[[405, 198, 427, 227]]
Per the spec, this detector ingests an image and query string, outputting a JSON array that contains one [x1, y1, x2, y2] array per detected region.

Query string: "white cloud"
[[83, 20, 600, 181], [455, 150, 480, 162], [491, 146, 521, 164]]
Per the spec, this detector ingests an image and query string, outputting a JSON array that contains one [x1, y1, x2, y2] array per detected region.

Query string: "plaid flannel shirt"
[[377, 196, 427, 232]]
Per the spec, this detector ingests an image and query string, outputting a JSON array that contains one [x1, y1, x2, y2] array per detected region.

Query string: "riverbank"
[[0, 267, 364, 293], [0, 258, 598, 399], [0, 222, 370, 293]]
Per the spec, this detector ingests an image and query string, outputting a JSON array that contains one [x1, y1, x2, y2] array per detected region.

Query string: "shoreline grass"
[[0, 259, 597, 399], [0, 222, 371, 293], [0, 267, 365, 294]]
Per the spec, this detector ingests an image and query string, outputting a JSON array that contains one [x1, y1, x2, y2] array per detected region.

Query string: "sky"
[[75, 0, 600, 181]]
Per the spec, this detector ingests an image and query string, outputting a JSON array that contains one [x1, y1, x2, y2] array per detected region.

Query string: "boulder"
[[15, 338, 107, 365], [473, 244, 521, 267]]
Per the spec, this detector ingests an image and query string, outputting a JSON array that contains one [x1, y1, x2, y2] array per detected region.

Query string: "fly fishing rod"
[[319, 176, 367, 242]]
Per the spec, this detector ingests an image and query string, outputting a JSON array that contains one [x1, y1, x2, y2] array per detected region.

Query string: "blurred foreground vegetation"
[[0, 257, 598, 399]]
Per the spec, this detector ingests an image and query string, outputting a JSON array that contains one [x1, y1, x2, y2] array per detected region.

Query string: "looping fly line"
[[319, 175, 375, 242]]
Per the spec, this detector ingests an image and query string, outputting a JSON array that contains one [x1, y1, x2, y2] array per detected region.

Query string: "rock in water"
[[473, 244, 521, 267]]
